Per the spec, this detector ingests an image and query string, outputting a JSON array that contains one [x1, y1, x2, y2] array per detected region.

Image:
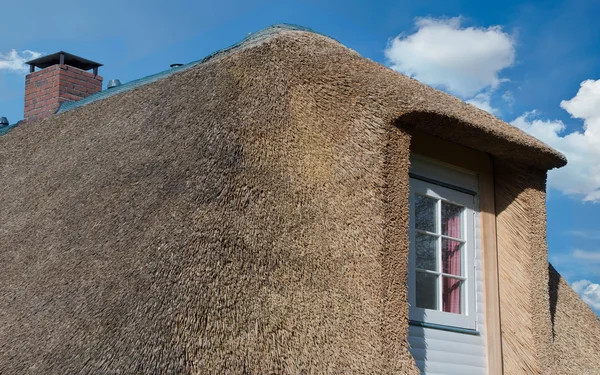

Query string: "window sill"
[[409, 320, 480, 336]]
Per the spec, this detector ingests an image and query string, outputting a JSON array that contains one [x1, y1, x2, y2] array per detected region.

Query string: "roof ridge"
[[55, 24, 323, 115], [1, 24, 323, 136]]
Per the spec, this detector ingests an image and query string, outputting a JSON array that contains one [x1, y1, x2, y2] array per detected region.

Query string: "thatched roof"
[[547, 264, 600, 374], [0, 25, 569, 373]]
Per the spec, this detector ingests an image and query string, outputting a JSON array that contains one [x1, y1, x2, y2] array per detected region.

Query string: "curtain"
[[442, 211, 461, 314]]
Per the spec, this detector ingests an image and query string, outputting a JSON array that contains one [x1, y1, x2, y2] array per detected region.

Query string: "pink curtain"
[[442, 212, 461, 314]]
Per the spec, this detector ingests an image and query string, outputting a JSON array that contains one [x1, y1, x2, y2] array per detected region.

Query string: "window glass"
[[416, 272, 438, 310], [442, 239, 462, 276], [415, 233, 437, 271], [441, 201, 463, 239], [442, 277, 462, 314], [415, 194, 437, 232]]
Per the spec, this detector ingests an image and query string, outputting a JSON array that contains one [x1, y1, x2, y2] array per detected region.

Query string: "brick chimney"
[[24, 52, 103, 122]]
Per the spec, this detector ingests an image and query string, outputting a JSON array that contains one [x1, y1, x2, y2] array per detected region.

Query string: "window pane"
[[415, 194, 437, 232], [416, 233, 437, 271], [441, 201, 463, 239], [442, 277, 462, 314], [442, 239, 462, 276], [416, 271, 438, 310]]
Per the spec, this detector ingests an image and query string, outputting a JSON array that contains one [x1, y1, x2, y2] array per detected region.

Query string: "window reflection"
[[415, 194, 437, 232], [416, 272, 438, 310]]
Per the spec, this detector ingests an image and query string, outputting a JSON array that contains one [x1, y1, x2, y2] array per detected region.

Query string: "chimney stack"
[[24, 52, 103, 122]]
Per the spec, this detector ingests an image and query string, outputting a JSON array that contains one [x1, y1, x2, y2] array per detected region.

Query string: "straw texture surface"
[[495, 161, 549, 374], [494, 161, 600, 374], [547, 264, 600, 374]]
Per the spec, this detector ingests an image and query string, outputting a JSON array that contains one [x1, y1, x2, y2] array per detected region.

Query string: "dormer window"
[[406, 153, 491, 375], [409, 174, 477, 329]]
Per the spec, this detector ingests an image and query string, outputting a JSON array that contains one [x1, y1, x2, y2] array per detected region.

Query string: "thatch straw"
[[495, 161, 546, 374], [547, 264, 600, 374], [494, 160, 600, 374], [0, 26, 592, 374]]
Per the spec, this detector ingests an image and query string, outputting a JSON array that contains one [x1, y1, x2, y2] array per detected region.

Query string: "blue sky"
[[1, 0, 599, 313]]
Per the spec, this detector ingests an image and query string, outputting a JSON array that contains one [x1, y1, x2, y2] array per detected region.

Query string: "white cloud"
[[561, 80, 600, 121], [466, 92, 499, 115], [384, 17, 515, 98], [511, 80, 600, 202], [0, 49, 42, 73], [502, 91, 515, 106], [571, 280, 600, 311]]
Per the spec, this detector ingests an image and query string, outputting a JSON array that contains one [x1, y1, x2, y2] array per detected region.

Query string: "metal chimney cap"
[[0, 117, 8, 127], [107, 79, 122, 89], [170, 63, 183, 68]]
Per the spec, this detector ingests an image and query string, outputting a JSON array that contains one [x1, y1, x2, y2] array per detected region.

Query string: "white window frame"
[[408, 156, 478, 330]]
